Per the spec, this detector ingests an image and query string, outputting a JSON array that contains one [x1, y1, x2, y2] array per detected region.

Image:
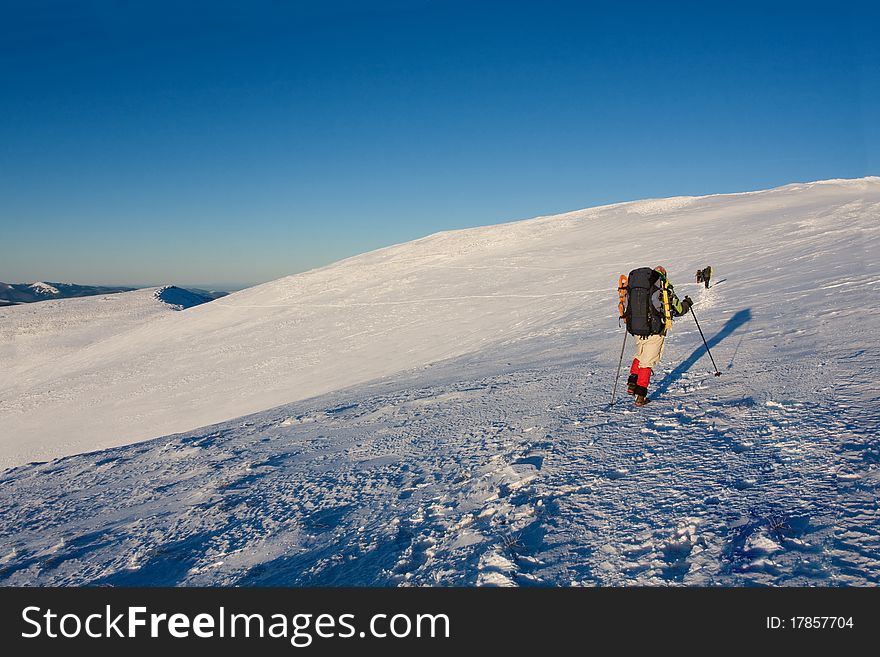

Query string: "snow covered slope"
[[0, 287, 205, 381], [0, 177, 878, 585], [1, 178, 878, 471]]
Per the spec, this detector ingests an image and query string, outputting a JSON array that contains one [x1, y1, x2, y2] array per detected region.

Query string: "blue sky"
[[2, 1, 877, 289]]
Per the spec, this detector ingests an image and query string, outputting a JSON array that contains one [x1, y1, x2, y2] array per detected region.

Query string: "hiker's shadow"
[[652, 308, 752, 401]]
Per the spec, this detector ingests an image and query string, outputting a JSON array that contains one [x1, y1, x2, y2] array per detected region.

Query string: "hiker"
[[625, 266, 692, 406], [695, 265, 712, 289]]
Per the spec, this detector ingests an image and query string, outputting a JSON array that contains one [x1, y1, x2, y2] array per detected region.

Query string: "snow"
[[0, 288, 197, 383], [0, 177, 879, 585]]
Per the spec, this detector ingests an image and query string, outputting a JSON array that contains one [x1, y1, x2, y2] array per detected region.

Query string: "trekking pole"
[[690, 306, 721, 376], [610, 330, 628, 405]]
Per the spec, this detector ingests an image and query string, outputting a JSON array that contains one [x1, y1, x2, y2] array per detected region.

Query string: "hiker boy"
[[625, 266, 692, 406]]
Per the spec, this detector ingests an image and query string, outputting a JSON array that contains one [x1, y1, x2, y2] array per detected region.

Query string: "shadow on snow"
[[652, 308, 752, 401]]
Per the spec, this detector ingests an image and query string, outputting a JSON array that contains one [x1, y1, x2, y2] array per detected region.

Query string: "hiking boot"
[[627, 374, 638, 395], [634, 394, 650, 406]]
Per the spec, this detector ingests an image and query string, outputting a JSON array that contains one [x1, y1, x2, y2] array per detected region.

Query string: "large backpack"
[[618, 267, 668, 337]]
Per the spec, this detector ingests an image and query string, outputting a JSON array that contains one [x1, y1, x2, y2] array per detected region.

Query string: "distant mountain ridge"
[[0, 281, 227, 305], [0, 282, 136, 305]]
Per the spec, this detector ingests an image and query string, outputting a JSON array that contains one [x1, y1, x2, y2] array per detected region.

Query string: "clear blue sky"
[[2, 1, 877, 289]]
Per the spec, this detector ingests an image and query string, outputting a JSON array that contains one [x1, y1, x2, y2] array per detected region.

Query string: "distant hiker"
[[619, 265, 692, 406], [695, 265, 712, 289]]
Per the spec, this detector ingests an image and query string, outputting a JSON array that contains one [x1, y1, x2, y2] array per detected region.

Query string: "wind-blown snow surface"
[[1, 177, 879, 585], [0, 287, 210, 463], [1, 287, 204, 379]]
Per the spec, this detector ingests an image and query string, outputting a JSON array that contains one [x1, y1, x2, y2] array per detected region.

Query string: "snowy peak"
[[29, 281, 60, 295]]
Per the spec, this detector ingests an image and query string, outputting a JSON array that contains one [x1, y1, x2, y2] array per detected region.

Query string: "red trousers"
[[630, 358, 652, 389]]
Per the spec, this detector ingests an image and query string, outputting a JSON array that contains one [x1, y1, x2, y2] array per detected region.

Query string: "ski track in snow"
[[1, 177, 879, 586]]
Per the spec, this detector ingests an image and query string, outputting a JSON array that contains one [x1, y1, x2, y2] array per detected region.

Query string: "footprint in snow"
[[476, 551, 517, 587]]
